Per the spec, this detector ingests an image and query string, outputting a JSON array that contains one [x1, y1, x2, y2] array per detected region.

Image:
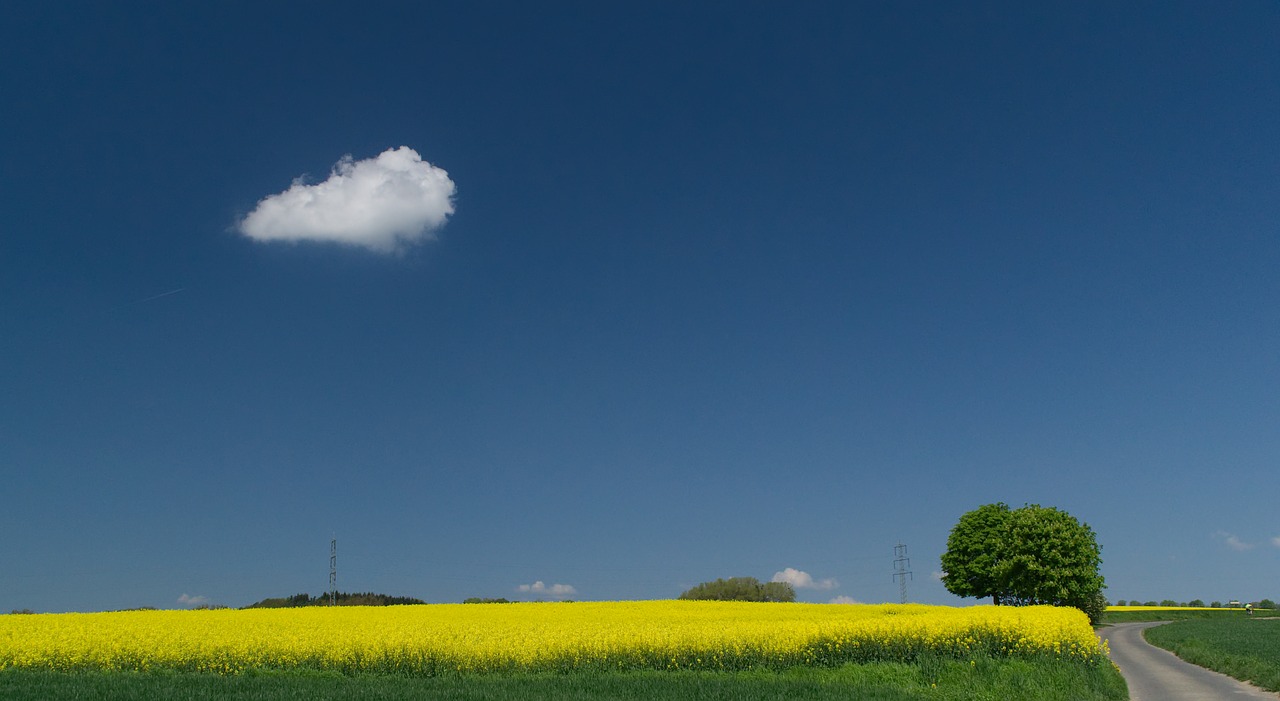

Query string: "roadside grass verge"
[[0, 656, 1127, 701], [1143, 618, 1280, 692]]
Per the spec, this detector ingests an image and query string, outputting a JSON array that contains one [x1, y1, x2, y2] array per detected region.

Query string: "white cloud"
[[177, 593, 210, 608], [238, 146, 455, 253], [1216, 531, 1255, 551], [931, 571, 945, 581], [829, 595, 860, 605], [772, 567, 838, 590], [516, 581, 577, 599], [1273, 536, 1280, 548]]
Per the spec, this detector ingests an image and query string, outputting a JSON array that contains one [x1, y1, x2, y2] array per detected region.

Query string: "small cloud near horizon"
[[237, 146, 455, 254], [517, 581, 577, 599], [829, 595, 860, 604], [177, 593, 210, 608], [1216, 530, 1255, 551], [772, 567, 838, 590]]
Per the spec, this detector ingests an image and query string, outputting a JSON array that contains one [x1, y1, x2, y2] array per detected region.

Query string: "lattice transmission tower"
[[329, 536, 337, 606], [892, 543, 913, 604]]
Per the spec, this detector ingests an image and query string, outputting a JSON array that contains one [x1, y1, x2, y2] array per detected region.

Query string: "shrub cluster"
[[678, 577, 795, 602]]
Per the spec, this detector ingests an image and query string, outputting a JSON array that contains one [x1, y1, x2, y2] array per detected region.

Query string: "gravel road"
[[1099, 621, 1277, 700]]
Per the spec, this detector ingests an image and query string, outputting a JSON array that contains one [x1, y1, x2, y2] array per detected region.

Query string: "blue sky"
[[2, 2, 1278, 612]]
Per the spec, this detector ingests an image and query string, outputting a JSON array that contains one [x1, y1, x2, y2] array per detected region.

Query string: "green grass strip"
[[1103, 609, 1253, 624], [1143, 618, 1280, 692], [0, 657, 1126, 701]]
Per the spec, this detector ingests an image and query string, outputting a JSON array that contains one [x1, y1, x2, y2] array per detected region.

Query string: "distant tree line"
[[244, 592, 425, 608], [462, 597, 513, 604], [1113, 598, 1276, 609], [678, 577, 795, 603]]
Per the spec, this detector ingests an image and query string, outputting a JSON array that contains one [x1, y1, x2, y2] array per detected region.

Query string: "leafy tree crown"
[[940, 503, 1105, 624]]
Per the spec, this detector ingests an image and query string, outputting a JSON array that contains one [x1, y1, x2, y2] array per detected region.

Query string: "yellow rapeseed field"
[[0, 601, 1106, 675]]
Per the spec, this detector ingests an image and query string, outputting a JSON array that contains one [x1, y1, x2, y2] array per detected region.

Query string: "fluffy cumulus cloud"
[[1273, 536, 1280, 548], [238, 146, 455, 253], [1216, 531, 1255, 551], [177, 593, 210, 608], [829, 595, 860, 605], [772, 567, 838, 590], [517, 581, 577, 599]]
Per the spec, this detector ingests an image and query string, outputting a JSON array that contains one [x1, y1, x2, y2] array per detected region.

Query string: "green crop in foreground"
[[0, 657, 1127, 701], [1143, 618, 1280, 692]]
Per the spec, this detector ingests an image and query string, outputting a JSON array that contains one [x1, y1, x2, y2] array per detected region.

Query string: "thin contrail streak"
[[126, 287, 187, 305]]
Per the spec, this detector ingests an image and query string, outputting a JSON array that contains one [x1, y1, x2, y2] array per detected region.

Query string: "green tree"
[[243, 592, 425, 609], [1079, 590, 1108, 627], [1258, 598, 1276, 610], [939, 502, 1013, 605], [940, 503, 1106, 624], [678, 577, 795, 602]]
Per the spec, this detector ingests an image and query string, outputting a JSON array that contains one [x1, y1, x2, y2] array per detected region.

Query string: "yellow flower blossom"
[[0, 601, 1106, 674]]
